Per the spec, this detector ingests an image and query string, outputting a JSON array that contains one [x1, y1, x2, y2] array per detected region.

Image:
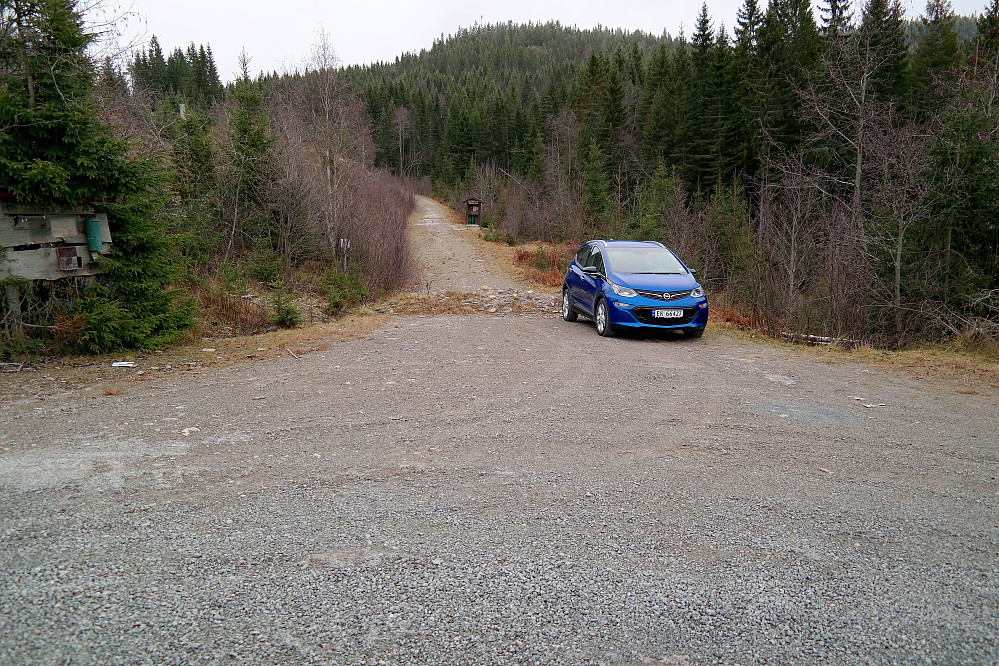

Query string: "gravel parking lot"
[[1, 198, 997, 665]]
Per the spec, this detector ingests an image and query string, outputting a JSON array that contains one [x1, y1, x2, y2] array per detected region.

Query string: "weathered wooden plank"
[[1, 245, 103, 280], [0, 212, 110, 248]]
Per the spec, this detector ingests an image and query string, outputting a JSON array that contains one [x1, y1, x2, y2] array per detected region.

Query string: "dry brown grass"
[[706, 301, 755, 329], [393, 292, 490, 317], [691, 288, 999, 390], [843, 341, 999, 385], [190, 312, 388, 366], [521, 267, 565, 288], [710, 318, 999, 391], [192, 282, 269, 337], [471, 236, 574, 293]]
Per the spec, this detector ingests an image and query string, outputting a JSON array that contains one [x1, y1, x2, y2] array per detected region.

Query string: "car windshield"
[[605, 246, 687, 274]]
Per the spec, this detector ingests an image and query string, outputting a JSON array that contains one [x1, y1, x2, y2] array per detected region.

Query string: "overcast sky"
[[106, 0, 990, 82]]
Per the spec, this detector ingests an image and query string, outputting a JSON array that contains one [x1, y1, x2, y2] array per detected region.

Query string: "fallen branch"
[[778, 331, 860, 347]]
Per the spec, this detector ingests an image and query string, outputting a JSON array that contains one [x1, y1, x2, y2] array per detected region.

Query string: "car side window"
[[590, 248, 605, 273], [575, 246, 592, 267]]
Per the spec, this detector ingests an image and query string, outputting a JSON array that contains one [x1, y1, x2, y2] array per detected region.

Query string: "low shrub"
[[246, 247, 280, 283], [268, 282, 303, 328], [319, 265, 368, 314]]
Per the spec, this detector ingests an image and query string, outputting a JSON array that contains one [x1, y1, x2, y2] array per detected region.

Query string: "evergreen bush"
[[319, 266, 368, 314], [267, 282, 303, 328], [246, 247, 281, 283]]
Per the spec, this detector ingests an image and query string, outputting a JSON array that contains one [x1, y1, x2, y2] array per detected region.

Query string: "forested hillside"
[[349, 1, 999, 346]]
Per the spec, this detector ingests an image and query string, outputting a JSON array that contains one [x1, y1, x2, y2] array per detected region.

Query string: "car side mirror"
[[688, 268, 697, 275], [582, 265, 600, 275]]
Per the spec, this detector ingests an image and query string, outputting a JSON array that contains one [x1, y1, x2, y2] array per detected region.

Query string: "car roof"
[[585, 239, 666, 249]]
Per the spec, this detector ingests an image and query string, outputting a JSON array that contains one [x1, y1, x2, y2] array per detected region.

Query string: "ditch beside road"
[[0, 197, 997, 665]]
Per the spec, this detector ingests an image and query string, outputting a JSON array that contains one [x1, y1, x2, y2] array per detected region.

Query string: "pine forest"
[[1, 0, 998, 355]]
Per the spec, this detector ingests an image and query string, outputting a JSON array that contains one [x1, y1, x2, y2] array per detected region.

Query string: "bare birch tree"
[[866, 114, 930, 340]]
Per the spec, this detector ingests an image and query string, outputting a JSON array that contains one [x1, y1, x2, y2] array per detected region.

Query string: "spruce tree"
[[0, 0, 138, 204], [667, 39, 697, 191], [861, 0, 907, 104], [728, 0, 766, 183], [690, 4, 717, 189], [220, 58, 278, 253], [0, 0, 193, 351], [580, 138, 612, 233], [639, 43, 673, 168], [909, 0, 961, 120], [915, 0, 999, 303], [820, 0, 854, 40], [600, 52, 626, 172], [757, 0, 823, 158]]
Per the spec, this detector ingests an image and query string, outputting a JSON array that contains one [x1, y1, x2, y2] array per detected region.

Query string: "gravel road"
[[1, 197, 997, 665]]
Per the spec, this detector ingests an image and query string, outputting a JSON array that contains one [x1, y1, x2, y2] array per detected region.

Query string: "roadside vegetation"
[[0, 5, 411, 358]]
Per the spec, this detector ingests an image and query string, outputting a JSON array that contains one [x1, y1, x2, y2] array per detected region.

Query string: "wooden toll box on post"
[[1, 200, 112, 281], [463, 197, 482, 225], [1, 194, 114, 332]]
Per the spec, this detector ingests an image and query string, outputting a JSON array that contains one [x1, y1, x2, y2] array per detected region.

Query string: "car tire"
[[684, 327, 705, 339], [561, 289, 578, 322], [594, 298, 615, 337]]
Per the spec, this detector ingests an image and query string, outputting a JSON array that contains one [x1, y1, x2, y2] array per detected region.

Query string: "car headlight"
[[610, 282, 638, 298], [690, 286, 705, 298]]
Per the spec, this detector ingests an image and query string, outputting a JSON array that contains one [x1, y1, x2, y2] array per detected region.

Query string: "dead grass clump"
[[514, 247, 533, 264], [193, 282, 268, 337], [395, 292, 481, 317], [511, 243, 576, 289], [52, 313, 87, 351], [522, 267, 565, 288], [708, 301, 755, 329]]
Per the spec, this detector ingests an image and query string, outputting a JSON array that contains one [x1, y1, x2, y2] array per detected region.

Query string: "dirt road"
[[408, 196, 521, 294], [1, 197, 997, 665]]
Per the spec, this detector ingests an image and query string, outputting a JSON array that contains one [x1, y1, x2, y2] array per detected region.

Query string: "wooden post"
[[5, 284, 22, 336]]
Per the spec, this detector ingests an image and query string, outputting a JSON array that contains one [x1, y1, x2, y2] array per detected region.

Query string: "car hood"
[[609, 271, 699, 291]]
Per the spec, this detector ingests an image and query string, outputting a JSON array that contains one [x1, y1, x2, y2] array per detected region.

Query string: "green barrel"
[[85, 217, 103, 252]]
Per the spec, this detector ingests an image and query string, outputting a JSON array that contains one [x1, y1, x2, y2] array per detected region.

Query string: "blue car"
[[561, 240, 708, 337]]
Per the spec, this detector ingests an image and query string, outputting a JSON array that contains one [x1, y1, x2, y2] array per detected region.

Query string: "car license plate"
[[653, 309, 683, 319]]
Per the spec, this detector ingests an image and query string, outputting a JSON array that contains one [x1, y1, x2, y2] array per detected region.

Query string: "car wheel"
[[561, 289, 578, 322], [684, 327, 705, 339], [594, 298, 615, 337]]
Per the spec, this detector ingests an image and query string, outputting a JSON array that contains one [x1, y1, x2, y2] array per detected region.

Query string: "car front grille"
[[632, 307, 698, 325], [634, 289, 692, 301]]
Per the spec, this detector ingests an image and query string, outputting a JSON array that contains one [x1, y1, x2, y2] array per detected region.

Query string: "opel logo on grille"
[[662, 293, 671, 300]]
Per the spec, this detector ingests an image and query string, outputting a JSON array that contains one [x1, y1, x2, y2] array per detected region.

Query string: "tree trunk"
[[852, 90, 865, 231], [12, 0, 35, 109], [894, 214, 904, 335], [228, 180, 240, 253], [944, 140, 961, 290]]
